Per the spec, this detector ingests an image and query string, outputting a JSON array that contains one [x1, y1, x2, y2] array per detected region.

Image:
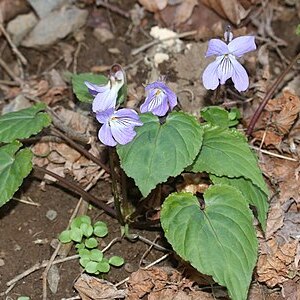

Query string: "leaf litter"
[[1, 0, 300, 299]]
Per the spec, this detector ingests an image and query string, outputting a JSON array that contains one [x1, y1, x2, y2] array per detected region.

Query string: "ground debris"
[[253, 91, 300, 149], [74, 274, 126, 299], [257, 238, 298, 287], [127, 266, 213, 300]]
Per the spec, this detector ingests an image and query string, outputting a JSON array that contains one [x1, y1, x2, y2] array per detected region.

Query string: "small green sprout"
[[58, 215, 124, 275]]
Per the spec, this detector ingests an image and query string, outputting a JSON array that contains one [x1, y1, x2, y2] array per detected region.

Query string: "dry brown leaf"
[[51, 143, 81, 163], [138, 0, 167, 12], [127, 267, 195, 300], [42, 86, 69, 105], [201, 0, 252, 25], [176, 173, 209, 194], [174, 0, 198, 25], [257, 238, 298, 287], [74, 274, 126, 299], [266, 199, 284, 239]]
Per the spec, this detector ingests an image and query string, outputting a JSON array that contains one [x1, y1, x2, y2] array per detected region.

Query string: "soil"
[[0, 1, 299, 300]]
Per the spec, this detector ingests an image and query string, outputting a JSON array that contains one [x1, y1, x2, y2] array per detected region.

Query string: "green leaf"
[[80, 223, 93, 237], [201, 106, 230, 128], [75, 243, 85, 250], [109, 256, 124, 267], [117, 112, 203, 197], [85, 261, 99, 273], [0, 142, 33, 207], [79, 257, 90, 268], [17, 297, 30, 300], [93, 222, 108, 237], [70, 227, 83, 243], [210, 175, 269, 231], [58, 230, 72, 243], [90, 249, 103, 262], [0, 103, 51, 143], [161, 187, 258, 300], [71, 215, 91, 229], [72, 73, 108, 103], [97, 261, 110, 273], [85, 237, 98, 248], [78, 249, 90, 258], [191, 126, 268, 195]]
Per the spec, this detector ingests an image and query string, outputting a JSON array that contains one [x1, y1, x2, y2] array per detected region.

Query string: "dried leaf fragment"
[[174, 0, 198, 25], [257, 238, 298, 287], [74, 274, 126, 299], [138, 0, 167, 12]]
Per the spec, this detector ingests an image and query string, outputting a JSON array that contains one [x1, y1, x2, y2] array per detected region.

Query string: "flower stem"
[[246, 52, 300, 136], [33, 165, 117, 218]]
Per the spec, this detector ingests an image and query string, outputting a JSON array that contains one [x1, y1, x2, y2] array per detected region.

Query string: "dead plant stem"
[[246, 52, 300, 136]]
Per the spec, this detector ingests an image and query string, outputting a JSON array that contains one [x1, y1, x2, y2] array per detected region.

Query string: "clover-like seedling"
[[58, 215, 124, 275]]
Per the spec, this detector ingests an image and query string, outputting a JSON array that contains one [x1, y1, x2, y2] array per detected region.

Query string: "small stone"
[[93, 27, 114, 43], [0, 258, 5, 267], [124, 263, 135, 273], [46, 209, 57, 221], [108, 48, 121, 54], [14, 244, 21, 251], [7, 13, 38, 45], [154, 52, 169, 67], [27, 0, 70, 18], [22, 6, 88, 48]]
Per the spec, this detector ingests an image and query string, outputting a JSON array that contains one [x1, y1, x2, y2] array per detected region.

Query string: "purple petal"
[[228, 36, 256, 57], [217, 55, 234, 85], [114, 109, 143, 126], [205, 39, 228, 57], [98, 122, 117, 146], [230, 58, 249, 92], [92, 88, 117, 113], [95, 107, 114, 124], [111, 121, 137, 145], [164, 86, 177, 110], [145, 81, 167, 92], [84, 81, 109, 96], [202, 59, 220, 90]]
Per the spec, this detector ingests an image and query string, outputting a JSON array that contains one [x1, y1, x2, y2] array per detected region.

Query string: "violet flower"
[[96, 108, 143, 147], [85, 70, 124, 114], [140, 80, 177, 116], [202, 34, 256, 92]]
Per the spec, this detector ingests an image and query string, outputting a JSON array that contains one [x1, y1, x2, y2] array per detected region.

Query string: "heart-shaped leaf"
[[191, 126, 268, 195], [210, 175, 269, 231], [0, 103, 51, 143], [117, 112, 203, 197], [161, 186, 258, 300], [0, 141, 33, 207]]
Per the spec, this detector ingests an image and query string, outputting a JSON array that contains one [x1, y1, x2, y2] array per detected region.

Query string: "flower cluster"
[[85, 67, 143, 146], [86, 70, 177, 146], [202, 33, 256, 92]]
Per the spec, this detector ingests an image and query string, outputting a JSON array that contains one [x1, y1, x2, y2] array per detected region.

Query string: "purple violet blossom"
[[96, 108, 143, 147], [84, 70, 124, 114], [202, 35, 256, 92], [140, 80, 177, 116]]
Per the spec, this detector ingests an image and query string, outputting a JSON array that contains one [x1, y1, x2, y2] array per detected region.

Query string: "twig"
[[0, 24, 28, 65], [131, 30, 197, 56], [33, 165, 117, 218], [73, 42, 82, 74], [51, 127, 111, 175], [139, 236, 159, 267], [5, 237, 122, 295], [246, 52, 300, 136], [0, 57, 19, 81], [12, 197, 41, 206], [96, 0, 130, 19], [114, 253, 170, 288], [0, 79, 20, 86], [250, 146, 298, 161]]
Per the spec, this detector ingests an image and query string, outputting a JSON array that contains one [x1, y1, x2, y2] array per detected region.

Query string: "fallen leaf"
[[266, 198, 284, 239], [282, 278, 300, 300], [257, 238, 298, 287], [174, 0, 198, 25], [201, 0, 253, 25], [138, 0, 168, 12], [0, 0, 29, 23], [74, 274, 126, 299]]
